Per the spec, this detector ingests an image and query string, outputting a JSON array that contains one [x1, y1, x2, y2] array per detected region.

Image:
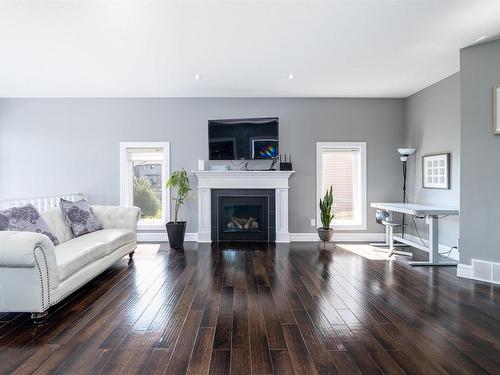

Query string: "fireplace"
[[211, 189, 276, 242]]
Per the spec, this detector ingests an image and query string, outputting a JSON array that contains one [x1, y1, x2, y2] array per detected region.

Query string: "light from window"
[[317, 142, 366, 230], [120, 143, 170, 229]]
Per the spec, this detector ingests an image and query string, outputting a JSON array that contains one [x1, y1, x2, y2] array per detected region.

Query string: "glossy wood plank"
[[187, 328, 215, 375], [1, 242, 500, 374], [209, 349, 231, 375]]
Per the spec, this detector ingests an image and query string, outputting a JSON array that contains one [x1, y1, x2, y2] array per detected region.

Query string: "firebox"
[[211, 189, 276, 242]]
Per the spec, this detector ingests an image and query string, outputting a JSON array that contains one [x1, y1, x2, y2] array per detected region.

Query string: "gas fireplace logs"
[[227, 216, 259, 230]]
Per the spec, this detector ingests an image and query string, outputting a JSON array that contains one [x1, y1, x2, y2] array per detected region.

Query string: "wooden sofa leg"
[[31, 311, 48, 324], [128, 251, 135, 263]]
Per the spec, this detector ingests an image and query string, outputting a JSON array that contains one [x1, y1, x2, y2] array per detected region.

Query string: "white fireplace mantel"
[[192, 170, 294, 243]]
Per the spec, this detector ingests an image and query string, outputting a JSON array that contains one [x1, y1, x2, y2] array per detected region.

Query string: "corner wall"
[[460, 39, 500, 265], [404, 73, 461, 251]]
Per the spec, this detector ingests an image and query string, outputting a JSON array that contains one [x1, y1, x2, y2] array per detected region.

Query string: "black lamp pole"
[[402, 159, 408, 237]]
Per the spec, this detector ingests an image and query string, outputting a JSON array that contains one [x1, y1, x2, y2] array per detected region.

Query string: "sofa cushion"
[[41, 208, 74, 244], [59, 198, 102, 237], [0, 204, 60, 245], [79, 229, 135, 256], [54, 229, 134, 281], [60, 199, 103, 238]]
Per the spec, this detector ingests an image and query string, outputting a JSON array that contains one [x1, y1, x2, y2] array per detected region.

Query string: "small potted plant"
[[166, 169, 191, 249], [317, 186, 334, 242]]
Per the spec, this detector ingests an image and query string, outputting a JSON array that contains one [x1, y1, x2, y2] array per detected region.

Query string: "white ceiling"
[[1, 1, 500, 98]]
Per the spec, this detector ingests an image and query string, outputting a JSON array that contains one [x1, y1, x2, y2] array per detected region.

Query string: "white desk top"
[[370, 202, 459, 216]]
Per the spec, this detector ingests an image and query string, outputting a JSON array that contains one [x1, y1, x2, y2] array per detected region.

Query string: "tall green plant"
[[166, 169, 191, 223], [319, 186, 334, 229]]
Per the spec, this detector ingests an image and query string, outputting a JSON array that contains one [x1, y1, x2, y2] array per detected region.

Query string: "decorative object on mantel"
[[209, 164, 230, 171], [268, 155, 279, 170], [494, 84, 500, 135], [234, 160, 249, 171], [165, 169, 191, 249], [198, 159, 205, 171], [279, 154, 293, 171], [317, 186, 334, 245], [422, 153, 450, 189]]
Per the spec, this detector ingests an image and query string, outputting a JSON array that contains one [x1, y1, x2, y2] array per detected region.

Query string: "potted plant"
[[317, 186, 334, 242], [166, 169, 191, 249]]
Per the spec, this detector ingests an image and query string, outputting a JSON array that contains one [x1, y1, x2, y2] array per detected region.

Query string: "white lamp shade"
[[397, 148, 416, 156]]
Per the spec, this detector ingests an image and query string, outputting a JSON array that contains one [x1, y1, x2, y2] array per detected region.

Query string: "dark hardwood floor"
[[1, 241, 500, 374]]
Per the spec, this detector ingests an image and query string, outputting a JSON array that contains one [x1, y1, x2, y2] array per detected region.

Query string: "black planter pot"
[[166, 221, 187, 249]]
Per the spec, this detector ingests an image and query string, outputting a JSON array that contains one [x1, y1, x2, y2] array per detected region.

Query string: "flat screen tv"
[[208, 117, 279, 160]]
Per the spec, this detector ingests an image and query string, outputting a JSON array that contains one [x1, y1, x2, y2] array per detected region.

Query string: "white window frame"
[[120, 142, 170, 231], [316, 142, 367, 231]]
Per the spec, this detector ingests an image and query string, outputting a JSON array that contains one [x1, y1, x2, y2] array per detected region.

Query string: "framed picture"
[[422, 153, 450, 189], [494, 84, 500, 135]]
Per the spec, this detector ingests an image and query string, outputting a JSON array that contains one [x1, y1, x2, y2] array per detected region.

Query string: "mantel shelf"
[[192, 170, 295, 177], [193, 170, 294, 190]]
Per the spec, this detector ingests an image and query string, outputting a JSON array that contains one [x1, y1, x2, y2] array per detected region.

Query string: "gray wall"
[[460, 39, 500, 264], [0, 98, 404, 234], [404, 73, 460, 249]]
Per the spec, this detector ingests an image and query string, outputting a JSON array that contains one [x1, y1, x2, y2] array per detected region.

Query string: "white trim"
[[197, 234, 211, 243], [290, 232, 385, 242], [0, 193, 83, 211], [193, 170, 294, 189], [137, 232, 198, 243], [137, 231, 384, 243], [457, 263, 473, 279], [119, 142, 170, 230], [316, 142, 367, 231]]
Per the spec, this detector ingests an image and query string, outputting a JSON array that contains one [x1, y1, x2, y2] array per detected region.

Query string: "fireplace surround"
[[193, 170, 294, 243]]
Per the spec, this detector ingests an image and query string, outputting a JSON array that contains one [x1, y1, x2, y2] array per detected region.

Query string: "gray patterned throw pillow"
[[0, 204, 60, 245], [60, 198, 103, 238]]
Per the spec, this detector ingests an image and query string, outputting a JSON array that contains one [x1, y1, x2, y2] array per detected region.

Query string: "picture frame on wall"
[[422, 153, 450, 189], [494, 84, 500, 135]]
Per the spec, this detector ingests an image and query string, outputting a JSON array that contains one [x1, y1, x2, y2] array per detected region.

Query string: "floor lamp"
[[370, 148, 416, 254], [397, 147, 416, 237]]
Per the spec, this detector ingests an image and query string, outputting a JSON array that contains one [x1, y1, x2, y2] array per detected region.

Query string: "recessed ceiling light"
[[475, 35, 487, 42], [194, 74, 201, 80], [288, 74, 295, 80]]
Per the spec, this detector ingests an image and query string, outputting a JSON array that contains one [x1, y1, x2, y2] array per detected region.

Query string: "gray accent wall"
[[404, 73, 460, 249], [0, 98, 404, 234], [460, 39, 500, 265]]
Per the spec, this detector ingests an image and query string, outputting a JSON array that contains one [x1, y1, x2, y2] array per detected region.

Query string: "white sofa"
[[0, 205, 140, 321]]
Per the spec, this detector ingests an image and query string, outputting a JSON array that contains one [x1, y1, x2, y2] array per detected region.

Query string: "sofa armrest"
[[91, 205, 141, 232], [0, 231, 59, 291], [0, 231, 59, 312], [0, 231, 56, 268]]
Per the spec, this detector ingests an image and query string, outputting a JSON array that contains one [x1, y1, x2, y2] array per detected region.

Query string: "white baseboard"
[[138, 231, 385, 243], [289, 232, 385, 242], [402, 233, 460, 261], [137, 232, 198, 242], [457, 263, 473, 279]]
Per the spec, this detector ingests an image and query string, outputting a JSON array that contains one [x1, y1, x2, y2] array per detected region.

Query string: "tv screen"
[[208, 117, 279, 160]]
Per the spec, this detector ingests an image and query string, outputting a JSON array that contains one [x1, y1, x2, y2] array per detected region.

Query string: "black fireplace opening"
[[219, 196, 268, 241], [212, 189, 275, 242]]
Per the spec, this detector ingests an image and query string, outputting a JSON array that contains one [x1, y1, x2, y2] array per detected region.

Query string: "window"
[[316, 142, 366, 230], [120, 142, 170, 230]]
